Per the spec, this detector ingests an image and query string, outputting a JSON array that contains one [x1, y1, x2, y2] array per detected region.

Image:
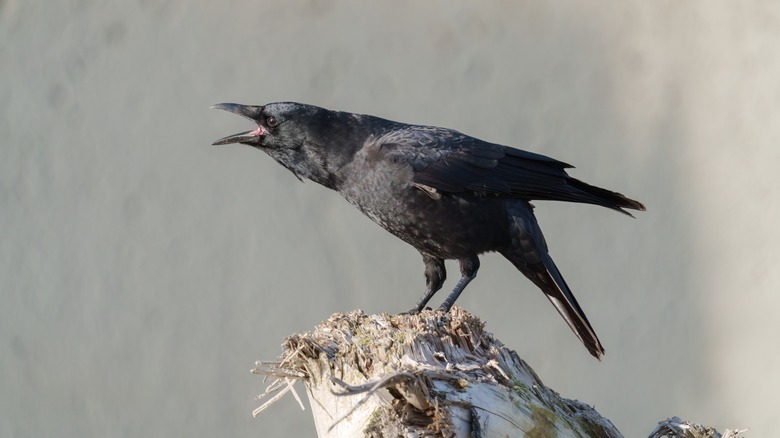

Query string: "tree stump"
[[252, 307, 621, 437], [251, 307, 745, 437]]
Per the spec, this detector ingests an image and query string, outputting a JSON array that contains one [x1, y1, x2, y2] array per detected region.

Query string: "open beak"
[[211, 103, 267, 145]]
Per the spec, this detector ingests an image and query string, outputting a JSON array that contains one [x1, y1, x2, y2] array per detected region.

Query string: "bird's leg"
[[405, 255, 446, 314], [438, 255, 480, 312]]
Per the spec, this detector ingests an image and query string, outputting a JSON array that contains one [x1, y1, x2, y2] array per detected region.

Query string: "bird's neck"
[[294, 113, 386, 190]]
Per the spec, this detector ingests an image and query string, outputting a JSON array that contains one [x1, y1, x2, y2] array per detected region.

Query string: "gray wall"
[[2, 1, 778, 436]]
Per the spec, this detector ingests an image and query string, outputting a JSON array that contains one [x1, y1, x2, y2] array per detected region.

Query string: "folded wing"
[[375, 126, 645, 215]]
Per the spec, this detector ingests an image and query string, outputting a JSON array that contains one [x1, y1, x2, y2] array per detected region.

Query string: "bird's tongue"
[[212, 125, 268, 145], [249, 126, 266, 136], [211, 103, 268, 145]]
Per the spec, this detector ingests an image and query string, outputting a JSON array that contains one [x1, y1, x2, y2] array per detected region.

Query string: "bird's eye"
[[266, 116, 278, 127]]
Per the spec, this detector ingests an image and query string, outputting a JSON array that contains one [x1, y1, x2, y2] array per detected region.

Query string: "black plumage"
[[212, 102, 645, 358]]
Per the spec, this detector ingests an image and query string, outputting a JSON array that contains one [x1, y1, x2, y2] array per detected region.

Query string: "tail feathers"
[[532, 256, 605, 359], [503, 202, 605, 358]]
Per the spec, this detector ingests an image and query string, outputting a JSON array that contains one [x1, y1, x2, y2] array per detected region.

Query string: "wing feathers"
[[375, 127, 644, 213]]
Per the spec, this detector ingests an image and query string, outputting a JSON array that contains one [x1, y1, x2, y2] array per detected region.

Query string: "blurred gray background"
[[2, 1, 778, 436]]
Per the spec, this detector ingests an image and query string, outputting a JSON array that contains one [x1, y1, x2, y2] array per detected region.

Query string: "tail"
[[523, 254, 605, 359], [503, 202, 605, 359]]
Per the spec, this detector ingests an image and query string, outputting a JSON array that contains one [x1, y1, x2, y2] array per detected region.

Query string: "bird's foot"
[[399, 306, 431, 315], [437, 303, 454, 312]]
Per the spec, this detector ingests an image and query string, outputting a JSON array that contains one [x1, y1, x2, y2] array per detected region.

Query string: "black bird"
[[212, 102, 645, 358]]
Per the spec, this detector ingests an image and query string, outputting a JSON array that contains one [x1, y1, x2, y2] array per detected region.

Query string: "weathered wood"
[[251, 308, 745, 437], [253, 307, 620, 436], [648, 417, 747, 438]]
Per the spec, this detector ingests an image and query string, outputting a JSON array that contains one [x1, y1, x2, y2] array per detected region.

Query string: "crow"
[[212, 102, 645, 358]]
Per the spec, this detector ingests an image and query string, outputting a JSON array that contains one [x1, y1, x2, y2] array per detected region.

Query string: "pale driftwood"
[[251, 308, 745, 437], [648, 417, 747, 438]]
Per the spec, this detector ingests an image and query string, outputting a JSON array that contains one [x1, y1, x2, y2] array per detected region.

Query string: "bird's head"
[[211, 102, 319, 149], [212, 102, 358, 187]]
